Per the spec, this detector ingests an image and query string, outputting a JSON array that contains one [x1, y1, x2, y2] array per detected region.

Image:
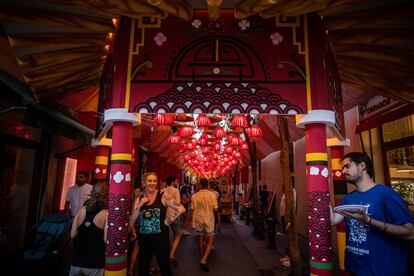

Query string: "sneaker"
[[282, 260, 291, 267]]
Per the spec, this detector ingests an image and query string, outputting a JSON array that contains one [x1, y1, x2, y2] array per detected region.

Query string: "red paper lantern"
[[213, 127, 227, 139], [240, 141, 248, 150], [179, 126, 194, 137], [250, 125, 263, 140], [213, 141, 221, 151], [196, 114, 211, 127], [168, 133, 181, 144], [231, 114, 248, 133], [228, 134, 239, 146], [198, 134, 209, 146]]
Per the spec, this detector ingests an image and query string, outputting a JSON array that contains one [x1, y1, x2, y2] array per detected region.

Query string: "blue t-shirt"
[[340, 184, 414, 275]]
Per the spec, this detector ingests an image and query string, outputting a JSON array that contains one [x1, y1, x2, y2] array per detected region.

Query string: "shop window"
[[382, 115, 414, 143]]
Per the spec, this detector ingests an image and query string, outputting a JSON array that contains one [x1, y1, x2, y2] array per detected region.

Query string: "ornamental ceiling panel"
[[129, 10, 307, 114]]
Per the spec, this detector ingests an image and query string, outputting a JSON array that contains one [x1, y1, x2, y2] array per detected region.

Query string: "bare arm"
[[330, 203, 344, 226], [102, 210, 108, 242], [129, 197, 149, 227], [70, 207, 86, 239], [64, 201, 71, 216], [341, 210, 414, 240]]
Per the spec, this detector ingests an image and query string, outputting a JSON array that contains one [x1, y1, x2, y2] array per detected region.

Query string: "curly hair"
[[85, 181, 108, 212]]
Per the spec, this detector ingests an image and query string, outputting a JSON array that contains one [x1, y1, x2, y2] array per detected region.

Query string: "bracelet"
[[368, 217, 373, 225], [382, 222, 387, 232]]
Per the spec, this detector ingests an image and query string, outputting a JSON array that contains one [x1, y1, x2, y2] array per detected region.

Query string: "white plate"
[[334, 204, 368, 213]]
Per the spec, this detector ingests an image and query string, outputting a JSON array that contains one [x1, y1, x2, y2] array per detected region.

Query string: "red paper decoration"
[[168, 133, 181, 144], [179, 125, 194, 137], [231, 114, 248, 133], [196, 114, 212, 127], [213, 126, 227, 139], [250, 125, 263, 140]]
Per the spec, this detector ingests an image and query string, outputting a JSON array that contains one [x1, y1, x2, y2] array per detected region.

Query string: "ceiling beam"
[[147, 0, 193, 20], [47, 0, 165, 19], [259, 0, 357, 19], [0, 6, 115, 33], [235, 0, 282, 19], [17, 46, 106, 68], [9, 33, 112, 50], [206, 0, 223, 21]]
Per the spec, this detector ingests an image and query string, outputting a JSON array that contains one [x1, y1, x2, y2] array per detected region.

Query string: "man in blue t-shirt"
[[330, 152, 414, 275]]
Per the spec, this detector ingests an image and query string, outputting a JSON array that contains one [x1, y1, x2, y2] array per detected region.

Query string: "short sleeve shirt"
[[340, 184, 414, 275], [66, 183, 93, 217], [191, 189, 218, 229], [161, 185, 181, 219]]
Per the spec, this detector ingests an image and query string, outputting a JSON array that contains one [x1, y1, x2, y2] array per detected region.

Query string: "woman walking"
[[69, 181, 109, 276]]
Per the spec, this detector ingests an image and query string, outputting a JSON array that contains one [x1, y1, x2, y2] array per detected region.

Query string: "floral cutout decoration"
[[270, 32, 283, 45], [154, 32, 167, 46], [113, 171, 124, 183], [192, 19, 201, 29], [238, 19, 250, 30]]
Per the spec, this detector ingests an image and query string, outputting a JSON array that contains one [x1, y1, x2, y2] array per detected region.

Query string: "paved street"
[[172, 221, 262, 276]]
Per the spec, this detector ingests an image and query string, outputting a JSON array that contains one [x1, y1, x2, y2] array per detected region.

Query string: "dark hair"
[[341, 152, 374, 178], [85, 182, 108, 212], [77, 171, 89, 177], [166, 176, 177, 186], [200, 178, 208, 188]]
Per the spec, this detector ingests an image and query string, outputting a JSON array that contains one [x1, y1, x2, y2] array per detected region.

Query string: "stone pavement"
[[231, 215, 310, 276], [167, 215, 310, 276]]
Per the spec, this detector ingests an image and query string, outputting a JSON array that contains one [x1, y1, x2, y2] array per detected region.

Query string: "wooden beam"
[[339, 70, 414, 103], [277, 115, 302, 276], [29, 69, 102, 91], [147, 0, 193, 20], [17, 46, 105, 68], [35, 78, 100, 100], [332, 44, 414, 69], [327, 29, 414, 47], [235, 0, 282, 19], [0, 6, 115, 33], [25, 62, 104, 85], [24, 55, 106, 79], [259, 0, 357, 19], [9, 33, 111, 49], [47, 0, 164, 19], [206, 0, 223, 21], [325, 8, 414, 31], [335, 55, 414, 82]]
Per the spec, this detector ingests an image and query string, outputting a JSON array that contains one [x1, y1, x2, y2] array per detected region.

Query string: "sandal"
[[170, 258, 179, 268]]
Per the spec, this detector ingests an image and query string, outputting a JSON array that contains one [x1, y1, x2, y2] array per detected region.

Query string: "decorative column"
[[104, 108, 140, 276], [297, 110, 335, 276], [327, 138, 350, 276], [91, 138, 112, 182]]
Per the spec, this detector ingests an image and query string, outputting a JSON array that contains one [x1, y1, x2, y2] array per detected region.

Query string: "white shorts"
[[194, 221, 214, 236]]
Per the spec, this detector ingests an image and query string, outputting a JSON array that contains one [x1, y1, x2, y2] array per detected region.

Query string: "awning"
[[0, 69, 95, 141]]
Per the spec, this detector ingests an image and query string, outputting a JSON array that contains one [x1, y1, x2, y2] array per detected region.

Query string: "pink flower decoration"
[[154, 32, 167, 46], [192, 19, 202, 29], [270, 32, 283, 45]]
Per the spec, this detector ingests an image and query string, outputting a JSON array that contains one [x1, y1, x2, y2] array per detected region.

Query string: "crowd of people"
[[65, 171, 223, 276], [63, 152, 414, 276]]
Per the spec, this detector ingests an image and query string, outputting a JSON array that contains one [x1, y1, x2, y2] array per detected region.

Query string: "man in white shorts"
[[191, 178, 218, 271]]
